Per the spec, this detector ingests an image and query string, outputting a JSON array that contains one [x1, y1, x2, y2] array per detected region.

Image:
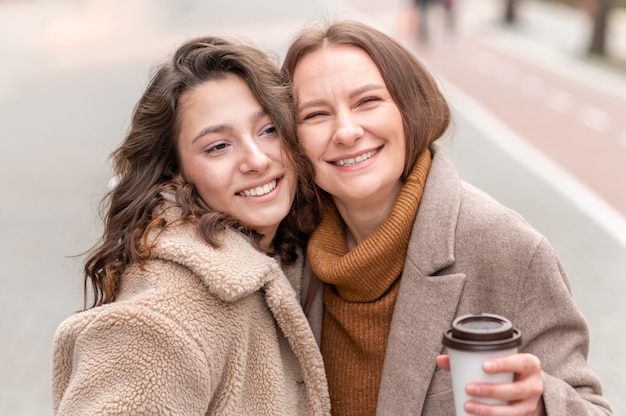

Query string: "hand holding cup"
[[441, 313, 530, 415]]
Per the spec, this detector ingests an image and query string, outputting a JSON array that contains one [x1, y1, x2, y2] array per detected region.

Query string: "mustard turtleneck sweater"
[[306, 149, 432, 415]]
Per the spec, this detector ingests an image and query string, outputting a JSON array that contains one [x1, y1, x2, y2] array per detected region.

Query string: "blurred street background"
[[1, 0, 624, 414]]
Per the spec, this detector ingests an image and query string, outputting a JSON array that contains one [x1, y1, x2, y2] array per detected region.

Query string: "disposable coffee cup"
[[442, 313, 522, 416]]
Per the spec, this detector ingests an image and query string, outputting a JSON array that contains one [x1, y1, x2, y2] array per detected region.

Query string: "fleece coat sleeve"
[[53, 302, 213, 416]]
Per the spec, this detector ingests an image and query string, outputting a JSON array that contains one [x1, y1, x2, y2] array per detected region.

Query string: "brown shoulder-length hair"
[[84, 36, 319, 308], [282, 20, 451, 180]]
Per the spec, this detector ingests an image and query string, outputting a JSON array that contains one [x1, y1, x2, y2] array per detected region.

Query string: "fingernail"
[[466, 384, 480, 395], [484, 361, 495, 371]]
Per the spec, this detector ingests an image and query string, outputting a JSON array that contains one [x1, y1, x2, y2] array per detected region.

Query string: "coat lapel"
[[377, 143, 466, 414], [263, 274, 330, 414], [377, 266, 465, 414]]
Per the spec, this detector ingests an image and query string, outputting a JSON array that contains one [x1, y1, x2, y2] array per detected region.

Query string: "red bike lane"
[[413, 30, 626, 217]]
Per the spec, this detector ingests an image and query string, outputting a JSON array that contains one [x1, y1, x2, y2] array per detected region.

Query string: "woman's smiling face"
[[292, 45, 406, 208], [177, 74, 296, 246]]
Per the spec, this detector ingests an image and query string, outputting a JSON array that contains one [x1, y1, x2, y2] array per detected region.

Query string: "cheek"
[[395, 111, 406, 142], [298, 129, 322, 160], [177, 150, 192, 181], [184, 162, 228, 208], [180, 155, 201, 183], [196, 181, 228, 213], [280, 154, 297, 188], [285, 171, 298, 199]]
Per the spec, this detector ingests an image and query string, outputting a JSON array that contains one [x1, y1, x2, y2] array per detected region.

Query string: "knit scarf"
[[306, 148, 432, 415]]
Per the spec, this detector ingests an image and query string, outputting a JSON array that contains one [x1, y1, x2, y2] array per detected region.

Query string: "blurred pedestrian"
[[412, 0, 456, 43], [52, 35, 330, 415], [442, 0, 456, 34], [414, 0, 432, 42]]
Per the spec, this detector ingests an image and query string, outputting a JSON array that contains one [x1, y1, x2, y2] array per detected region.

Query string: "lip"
[[327, 146, 382, 167], [236, 176, 281, 198]]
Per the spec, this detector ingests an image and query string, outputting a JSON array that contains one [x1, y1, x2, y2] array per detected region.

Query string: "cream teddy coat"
[[52, 205, 330, 415]]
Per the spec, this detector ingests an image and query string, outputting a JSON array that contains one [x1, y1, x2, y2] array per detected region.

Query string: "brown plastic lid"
[[442, 313, 522, 352]]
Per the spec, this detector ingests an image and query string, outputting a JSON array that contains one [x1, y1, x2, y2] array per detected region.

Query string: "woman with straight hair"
[[283, 20, 612, 416]]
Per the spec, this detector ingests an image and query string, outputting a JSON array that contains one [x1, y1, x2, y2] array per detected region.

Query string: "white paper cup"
[[442, 314, 522, 416]]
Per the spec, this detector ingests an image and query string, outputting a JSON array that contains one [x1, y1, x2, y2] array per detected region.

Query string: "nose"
[[240, 138, 272, 173], [332, 110, 364, 145]]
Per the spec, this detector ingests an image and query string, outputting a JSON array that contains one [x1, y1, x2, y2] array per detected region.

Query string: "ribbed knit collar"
[[307, 149, 432, 302]]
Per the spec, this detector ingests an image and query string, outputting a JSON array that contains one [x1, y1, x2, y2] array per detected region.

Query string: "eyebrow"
[[297, 83, 386, 112], [191, 109, 267, 144]]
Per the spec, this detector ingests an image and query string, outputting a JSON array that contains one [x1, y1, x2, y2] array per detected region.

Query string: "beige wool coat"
[[52, 205, 330, 415], [305, 143, 613, 415]]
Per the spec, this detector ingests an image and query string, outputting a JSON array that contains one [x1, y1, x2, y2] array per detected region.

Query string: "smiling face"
[[177, 75, 296, 246], [292, 45, 406, 214]]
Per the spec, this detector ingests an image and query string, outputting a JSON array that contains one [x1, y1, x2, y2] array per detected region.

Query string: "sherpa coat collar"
[[53, 206, 330, 415]]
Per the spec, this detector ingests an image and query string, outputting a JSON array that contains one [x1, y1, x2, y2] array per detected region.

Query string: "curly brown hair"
[[84, 36, 319, 308]]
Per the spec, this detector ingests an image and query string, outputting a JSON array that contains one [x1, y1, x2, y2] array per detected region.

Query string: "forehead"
[[299, 44, 377, 71], [179, 76, 258, 117], [292, 45, 384, 92]]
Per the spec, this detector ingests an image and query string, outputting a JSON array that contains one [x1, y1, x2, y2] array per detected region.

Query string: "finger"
[[464, 398, 541, 416], [465, 373, 544, 405], [436, 355, 450, 371], [483, 353, 541, 377], [467, 375, 543, 402]]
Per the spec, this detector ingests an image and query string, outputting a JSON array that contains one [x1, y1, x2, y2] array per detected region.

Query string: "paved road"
[[1, 0, 624, 414]]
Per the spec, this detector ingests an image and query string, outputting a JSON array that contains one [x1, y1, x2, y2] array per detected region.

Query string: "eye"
[[260, 124, 277, 137], [301, 111, 327, 122], [358, 96, 382, 107], [204, 142, 230, 155]]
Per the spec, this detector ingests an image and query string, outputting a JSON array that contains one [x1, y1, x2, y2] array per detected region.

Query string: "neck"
[[257, 227, 277, 251], [332, 181, 403, 247]]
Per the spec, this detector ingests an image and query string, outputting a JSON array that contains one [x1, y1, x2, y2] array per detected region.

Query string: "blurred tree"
[[588, 0, 614, 56], [504, 0, 519, 24]]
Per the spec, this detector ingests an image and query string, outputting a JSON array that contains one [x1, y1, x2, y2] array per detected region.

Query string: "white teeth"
[[334, 149, 377, 167], [239, 179, 277, 197]]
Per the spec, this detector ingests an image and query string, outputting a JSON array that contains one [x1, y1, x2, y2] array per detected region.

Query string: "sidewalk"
[[522, 0, 626, 65], [409, 0, 624, 61]]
